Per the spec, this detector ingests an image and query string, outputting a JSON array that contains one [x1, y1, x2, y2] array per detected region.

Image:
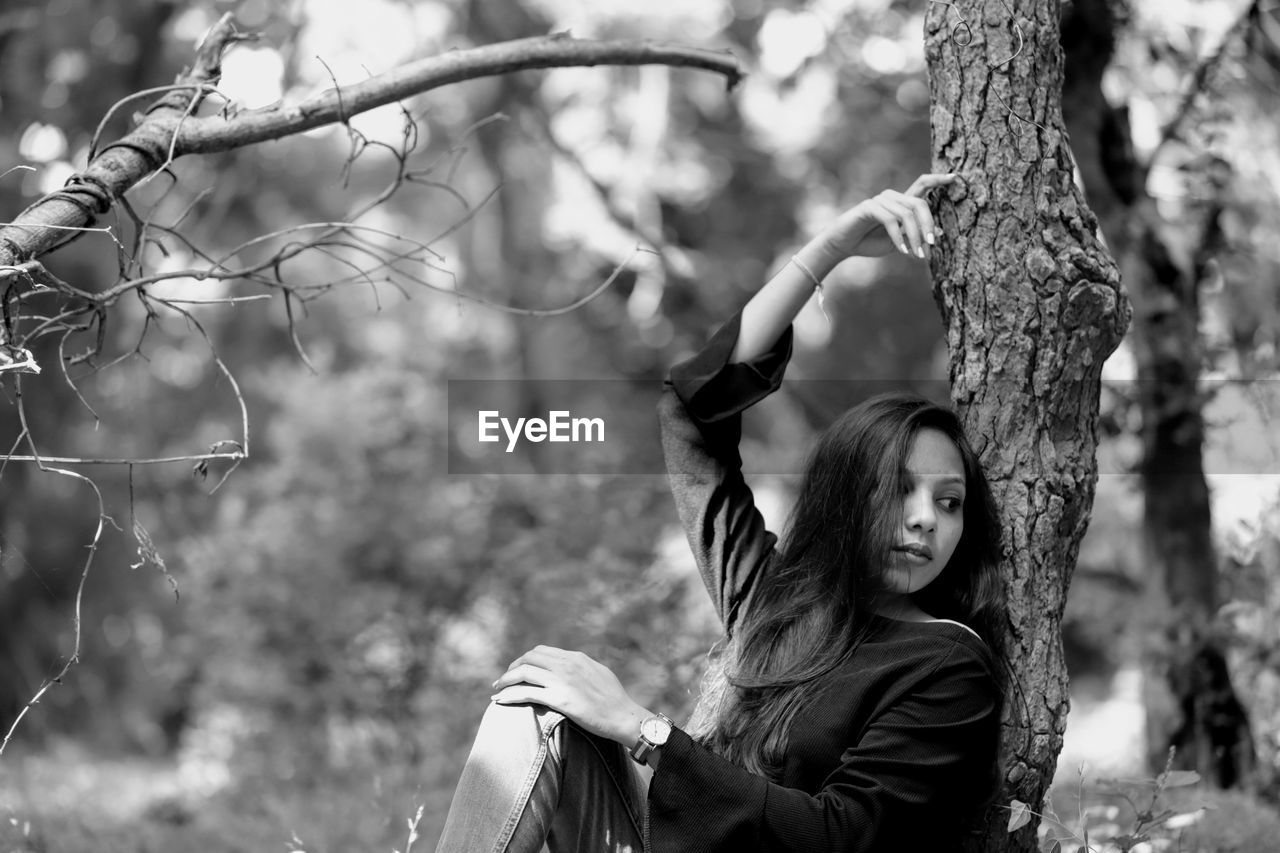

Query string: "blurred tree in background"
[[1061, 0, 1280, 795], [0, 1, 1278, 852]]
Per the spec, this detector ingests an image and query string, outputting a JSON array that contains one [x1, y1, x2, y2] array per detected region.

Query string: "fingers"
[[492, 683, 553, 707], [489, 647, 635, 741], [871, 191, 937, 258], [495, 645, 594, 691], [877, 195, 926, 258], [493, 662, 553, 691], [491, 648, 576, 712], [508, 644, 568, 671], [900, 172, 957, 255], [829, 173, 956, 260], [904, 172, 960, 197], [491, 648, 562, 706]]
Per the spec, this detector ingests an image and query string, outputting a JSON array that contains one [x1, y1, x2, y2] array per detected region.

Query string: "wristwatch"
[[629, 712, 673, 765]]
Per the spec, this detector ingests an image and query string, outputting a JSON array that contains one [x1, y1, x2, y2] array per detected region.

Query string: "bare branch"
[[177, 36, 742, 154], [408, 245, 656, 318], [0, 452, 245, 466], [0, 348, 39, 374], [0, 18, 742, 271], [0, 17, 741, 749], [0, 380, 108, 757], [1153, 0, 1261, 160]]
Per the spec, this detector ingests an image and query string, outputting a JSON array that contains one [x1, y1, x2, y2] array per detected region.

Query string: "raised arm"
[[661, 314, 789, 634], [733, 172, 958, 363], [663, 173, 960, 632], [491, 175, 966, 784]]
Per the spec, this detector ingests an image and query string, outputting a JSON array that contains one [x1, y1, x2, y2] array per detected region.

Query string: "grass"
[[5, 726, 1279, 853], [0, 738, 454, 853]]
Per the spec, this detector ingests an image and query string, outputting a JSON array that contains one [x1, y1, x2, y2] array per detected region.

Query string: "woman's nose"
[[904, 492, 936, 531]]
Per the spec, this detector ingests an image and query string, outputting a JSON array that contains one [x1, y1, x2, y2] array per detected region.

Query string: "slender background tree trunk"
[[1061, 0, 1256, 788], [925, 2, 1131, 849]]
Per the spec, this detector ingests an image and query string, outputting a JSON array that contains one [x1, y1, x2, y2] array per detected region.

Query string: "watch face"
[[640, 715, 672, 745]]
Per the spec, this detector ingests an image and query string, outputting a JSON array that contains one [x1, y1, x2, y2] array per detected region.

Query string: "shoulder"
[[865, 621, 1001, 707], [870, 616, 989, 658]]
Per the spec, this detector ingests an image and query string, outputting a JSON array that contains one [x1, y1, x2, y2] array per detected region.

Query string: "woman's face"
[[884, 428, 966, 594]]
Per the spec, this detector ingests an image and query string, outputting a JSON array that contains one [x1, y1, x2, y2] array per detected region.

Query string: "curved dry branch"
[[0, 13, 743, 754], [0, 16, 743, 271], [1154, 0, 1262, 160], [0, 379, 109, 757]]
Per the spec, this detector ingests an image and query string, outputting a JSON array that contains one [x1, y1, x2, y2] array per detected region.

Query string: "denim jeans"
[[434, 702, 650, 852]]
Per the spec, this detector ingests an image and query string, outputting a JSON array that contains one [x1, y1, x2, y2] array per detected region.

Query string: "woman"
[[435, 173, 1007, 852]]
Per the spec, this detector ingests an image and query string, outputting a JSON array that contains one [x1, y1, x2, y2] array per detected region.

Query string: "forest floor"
[[2, 676, 1278, 852], [1, 741, 218, 851], [0, 736, 435, 852], [1055, 663, 1147, 785]]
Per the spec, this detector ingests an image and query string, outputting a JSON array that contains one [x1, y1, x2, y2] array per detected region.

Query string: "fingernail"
[[926, 233, 936, 245], [899, 243, 909, 255], [915, 246, 925, 258]]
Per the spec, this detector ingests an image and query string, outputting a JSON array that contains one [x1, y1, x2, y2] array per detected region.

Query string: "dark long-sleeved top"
[[648, 314, 1001, 852]]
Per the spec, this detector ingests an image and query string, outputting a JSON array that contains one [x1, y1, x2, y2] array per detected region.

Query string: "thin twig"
[[1152, 0, 1261, 160], [158, 294, 273, 305], [87, 83, 225, 162], [0, 379, 108, 757], [133, 86, 208, 192], [0, 452, 246, 465]]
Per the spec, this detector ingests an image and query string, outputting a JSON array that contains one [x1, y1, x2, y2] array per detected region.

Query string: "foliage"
[[1036, 758, 1206, 853], [1219, 489, 1280, 794], [1118, 0, 1280, 378], [1022, 753, 1280, 853]]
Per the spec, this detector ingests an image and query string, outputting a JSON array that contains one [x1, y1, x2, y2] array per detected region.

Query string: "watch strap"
[[629, 712, 673, 765]]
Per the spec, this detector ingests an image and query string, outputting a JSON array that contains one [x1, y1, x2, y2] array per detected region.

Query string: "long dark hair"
[[698, 393, 1006, 780]]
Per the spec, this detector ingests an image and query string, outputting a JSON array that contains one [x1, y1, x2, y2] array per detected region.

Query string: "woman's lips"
[[894, 543, 933, 560]]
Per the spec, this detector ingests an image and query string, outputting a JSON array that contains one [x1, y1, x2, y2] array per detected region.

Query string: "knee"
[[472, 701, 566, 750]]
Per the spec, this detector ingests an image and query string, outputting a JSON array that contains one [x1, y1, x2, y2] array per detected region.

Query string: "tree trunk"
[[925, 2, 1130, 849], [1061, 0, 1256, 789], [467, 0, 558, 473]]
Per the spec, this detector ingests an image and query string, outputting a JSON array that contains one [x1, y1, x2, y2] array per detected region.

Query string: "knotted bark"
[[925, 2, 1130, 849]]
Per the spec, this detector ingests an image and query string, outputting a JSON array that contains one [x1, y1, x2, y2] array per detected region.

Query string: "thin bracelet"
[[790, 255, 831, 323]]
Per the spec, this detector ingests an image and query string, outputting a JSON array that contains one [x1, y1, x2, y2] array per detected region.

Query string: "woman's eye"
[[939, 497, 963, 512]]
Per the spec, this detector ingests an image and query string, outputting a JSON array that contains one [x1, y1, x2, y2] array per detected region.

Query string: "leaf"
[[1165, 809, 1208, 830], [132, 518, 179, 601], [1113, 833, 1148, 852], [1042, 841, 1062, 853], [1008, 799, 1032, 832], [1158, 770, 1201, 788]]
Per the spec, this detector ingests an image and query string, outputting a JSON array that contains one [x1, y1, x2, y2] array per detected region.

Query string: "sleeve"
[[659, 311, 794, 633], [646, 643, 1002, 853]]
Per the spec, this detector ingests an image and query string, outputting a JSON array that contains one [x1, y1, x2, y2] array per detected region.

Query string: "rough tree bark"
[[925, 2, 1131, 849], [1061, 0, 1257, 787]]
